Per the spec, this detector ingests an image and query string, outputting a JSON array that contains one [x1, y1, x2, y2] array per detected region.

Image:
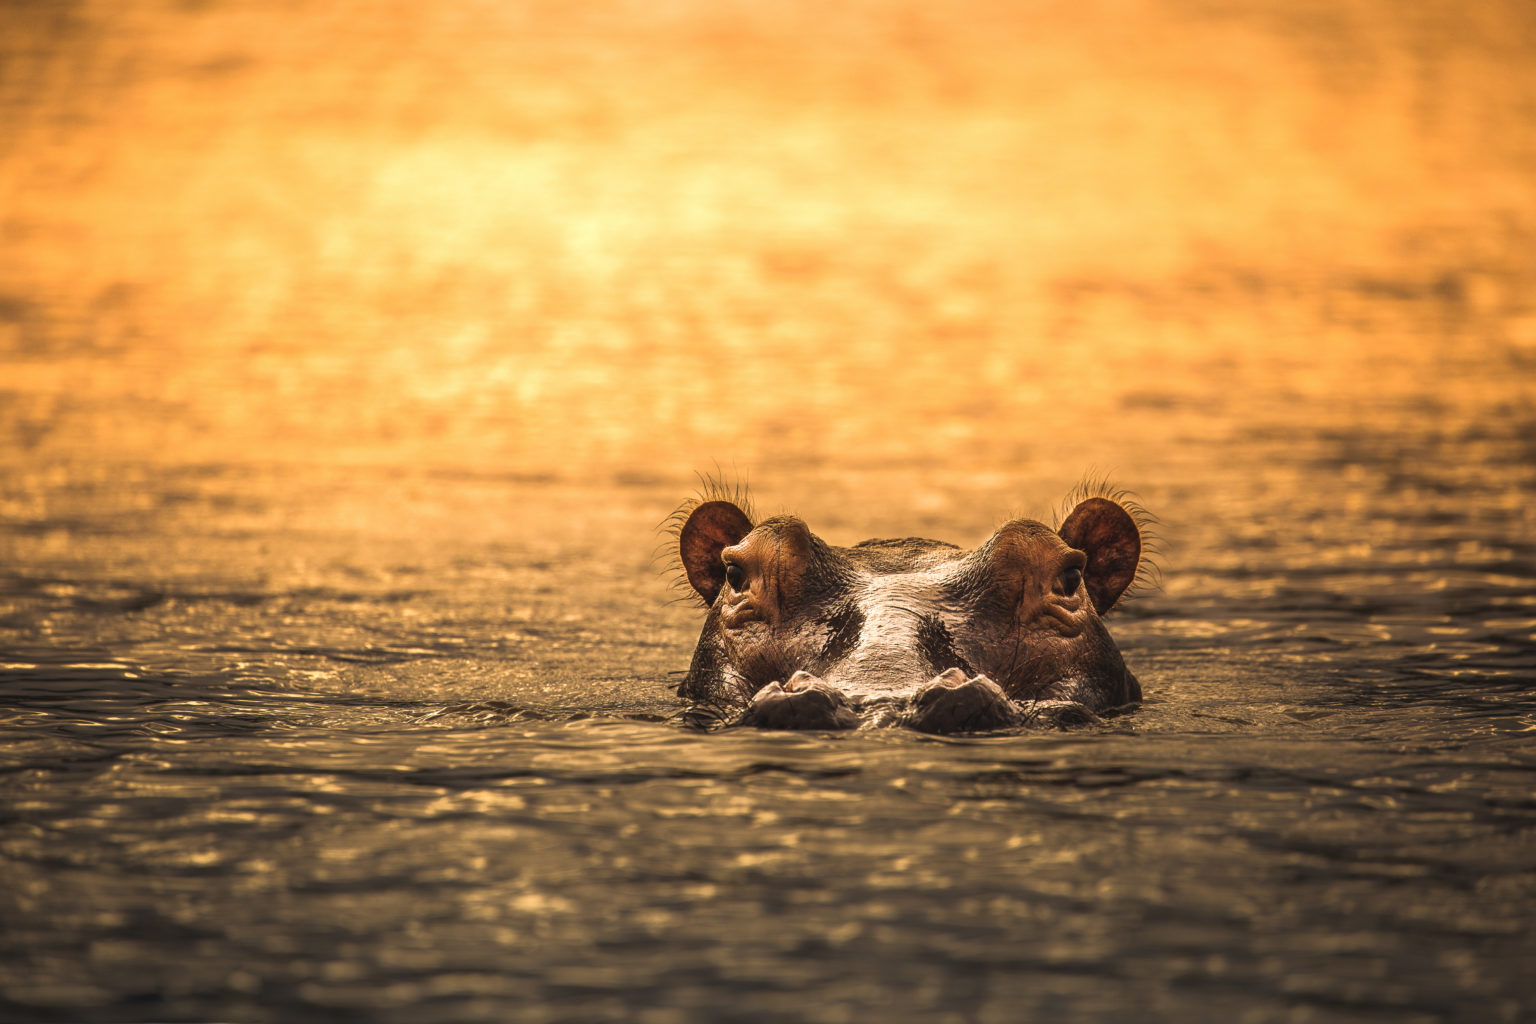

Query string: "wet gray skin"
[[676, 494, 1146, 732]]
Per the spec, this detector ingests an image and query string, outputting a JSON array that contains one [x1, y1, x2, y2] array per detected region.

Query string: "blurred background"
[[3, 0, 1532, 480], [2, 2, 1535, 1020]]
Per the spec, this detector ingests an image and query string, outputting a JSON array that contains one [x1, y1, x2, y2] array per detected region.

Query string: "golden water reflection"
[[2, 0, 1532, 484]]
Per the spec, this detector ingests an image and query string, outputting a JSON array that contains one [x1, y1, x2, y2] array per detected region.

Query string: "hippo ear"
[[679, 500, 754, 604], [1058, 497, 1140, 613]]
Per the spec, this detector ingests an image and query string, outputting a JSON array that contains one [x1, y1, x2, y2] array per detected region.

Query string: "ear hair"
[[655, 470, 756, 607], [1053, 473, 1162, 606]]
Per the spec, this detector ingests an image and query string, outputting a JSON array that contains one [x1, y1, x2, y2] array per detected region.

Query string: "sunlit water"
[[3, 1, 1535, 1021]]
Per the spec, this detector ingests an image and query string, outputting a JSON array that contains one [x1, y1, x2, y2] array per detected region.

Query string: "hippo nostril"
[[784, 670, 825, 691], [912, 669, 970, 709], [742, 672, 858, 730], [907, 673, 1021, 734]]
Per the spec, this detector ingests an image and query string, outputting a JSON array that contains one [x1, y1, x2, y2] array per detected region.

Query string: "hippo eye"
[[724, 562, 746, 592], [1056, 567, 1083, 596]]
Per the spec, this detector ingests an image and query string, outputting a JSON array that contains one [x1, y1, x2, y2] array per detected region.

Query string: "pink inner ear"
[[679, 500, 754, 603], [1058, 497, 1140, 613]]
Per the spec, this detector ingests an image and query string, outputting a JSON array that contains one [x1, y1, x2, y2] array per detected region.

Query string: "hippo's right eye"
[[724, 562, 747, 592]]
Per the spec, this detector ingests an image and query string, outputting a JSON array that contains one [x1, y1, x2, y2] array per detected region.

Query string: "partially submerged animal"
[[671, 486, 1151, 732]]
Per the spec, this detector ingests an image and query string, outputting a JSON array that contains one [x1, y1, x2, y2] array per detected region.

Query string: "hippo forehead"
[[837, 568, 954, 630], [835, 519, 1066, 579], [801, 523, 1066, 659]]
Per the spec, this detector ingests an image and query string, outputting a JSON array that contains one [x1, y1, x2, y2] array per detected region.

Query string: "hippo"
[[670, 487, 1150, 732]]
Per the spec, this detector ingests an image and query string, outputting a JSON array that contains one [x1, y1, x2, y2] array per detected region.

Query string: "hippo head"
[[674, 493, 1147, 731]]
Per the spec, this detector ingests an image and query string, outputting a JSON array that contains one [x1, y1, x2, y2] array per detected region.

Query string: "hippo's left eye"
[[1055, 567, 1083, 596]]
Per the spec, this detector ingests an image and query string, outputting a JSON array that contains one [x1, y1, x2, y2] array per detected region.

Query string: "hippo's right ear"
[[1058, 497, 1141, 614], [679, 500, 754, 604]]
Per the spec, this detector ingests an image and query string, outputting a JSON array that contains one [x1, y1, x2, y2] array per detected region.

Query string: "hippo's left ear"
[[679, 500, 754, 604], [1058, 497, 1141, 613]]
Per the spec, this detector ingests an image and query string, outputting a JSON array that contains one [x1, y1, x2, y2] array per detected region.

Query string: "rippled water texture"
[[3, 1, 1535, 1021]]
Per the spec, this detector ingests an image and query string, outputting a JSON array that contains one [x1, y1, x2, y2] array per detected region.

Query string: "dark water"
[[3, 1, 1536, 1021]]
